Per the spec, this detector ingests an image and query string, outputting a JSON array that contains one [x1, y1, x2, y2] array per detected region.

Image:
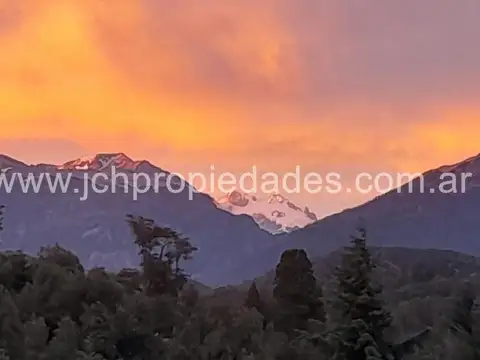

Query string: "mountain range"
[[1, 151, 480, 286], [231, 153, 480, 281], [215, 190, 317, 234], [0, 153, 276, 285]]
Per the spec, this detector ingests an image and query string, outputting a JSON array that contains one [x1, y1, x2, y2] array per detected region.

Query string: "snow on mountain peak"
[[217, 190, 251, 207], [58, 153, 140, 171], [215, 190, 317, 234], [267, 193, 286, 204]]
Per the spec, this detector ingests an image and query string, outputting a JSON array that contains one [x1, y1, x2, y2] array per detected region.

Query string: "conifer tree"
[[331, 227, 393, 360], [273, 249, 324, 334], [245, 281, 262, 310], [331, 227, 431, 360]]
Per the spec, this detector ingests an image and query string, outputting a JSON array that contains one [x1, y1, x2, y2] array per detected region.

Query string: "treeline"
[[0, 212, 477, 359]]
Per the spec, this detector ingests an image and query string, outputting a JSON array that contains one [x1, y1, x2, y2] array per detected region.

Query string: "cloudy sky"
[[1, 0, 480, 216]]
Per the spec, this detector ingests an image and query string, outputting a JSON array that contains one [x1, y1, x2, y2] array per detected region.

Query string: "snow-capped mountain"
[[215, 190, 317, 234], [58, 153, 144, 171], [0, 152, 277, 285]]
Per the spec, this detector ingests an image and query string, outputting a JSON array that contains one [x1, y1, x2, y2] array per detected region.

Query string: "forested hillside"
[[0, 209, 478, 359]]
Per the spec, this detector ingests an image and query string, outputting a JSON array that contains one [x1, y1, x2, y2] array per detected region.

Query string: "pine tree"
[[245, 281, 262, 310], [331, 227, 431, 360], [331, 227, 392, 360], [273, 249, 324, 334]]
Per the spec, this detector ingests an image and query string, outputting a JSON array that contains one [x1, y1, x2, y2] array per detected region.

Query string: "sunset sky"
[[1, 1, 480, 217]]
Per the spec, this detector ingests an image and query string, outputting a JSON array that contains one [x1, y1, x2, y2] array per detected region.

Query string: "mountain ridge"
[[223, 151, 480, 282], [1, 153, 319, 234], [3, 151, 480, 285], [0, 152, 277, 286]]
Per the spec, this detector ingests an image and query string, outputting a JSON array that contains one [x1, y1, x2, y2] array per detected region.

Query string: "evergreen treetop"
[[331, 227, 393, 360]]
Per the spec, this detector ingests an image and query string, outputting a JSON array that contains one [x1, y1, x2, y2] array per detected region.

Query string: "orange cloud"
[[0, 0, 302, 154], [401, 107, 480, 170], [1, 0, 480, 217]]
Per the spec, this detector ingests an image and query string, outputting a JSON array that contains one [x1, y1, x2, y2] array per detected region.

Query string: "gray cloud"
[[137, 0, 480, 116]]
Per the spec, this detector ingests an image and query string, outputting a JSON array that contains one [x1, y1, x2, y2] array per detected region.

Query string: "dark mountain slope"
[[225, 153, 480, 282]]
